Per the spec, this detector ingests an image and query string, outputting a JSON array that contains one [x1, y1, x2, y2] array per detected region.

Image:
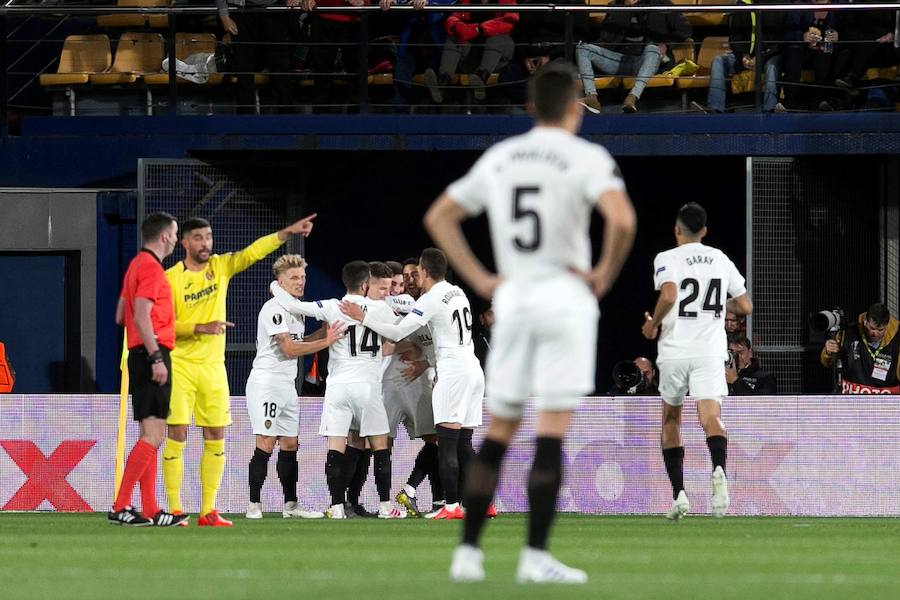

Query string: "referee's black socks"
[[276, 449, 298, 503], [325, 449, 346, 507], [706, 435, 727, 473], [662, 446, 685, 499], [462, 437, 506, 547], [436, 425, 461, 505], [249, 448, 271, 504], [527, 437, 563, 550]]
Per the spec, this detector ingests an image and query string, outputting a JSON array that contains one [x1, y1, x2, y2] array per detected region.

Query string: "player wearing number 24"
[[642, 202, 752, 521]]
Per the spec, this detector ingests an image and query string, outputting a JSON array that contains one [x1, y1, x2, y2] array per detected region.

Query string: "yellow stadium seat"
[[39, 34, 111, 86], [143, 33, 224, 85], [587, 0, 613, 26], [90, 32, 164, 85], [677, 36, 729, 90], [687, 0, 728, 28], [622, 40, 694, 89], [97, 0, 170, 30]]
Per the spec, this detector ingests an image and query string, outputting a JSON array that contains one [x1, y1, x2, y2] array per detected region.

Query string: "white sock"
[[380, 501, 391, 512], [404, 484, 416, 498], [445, 502, 460, 511]]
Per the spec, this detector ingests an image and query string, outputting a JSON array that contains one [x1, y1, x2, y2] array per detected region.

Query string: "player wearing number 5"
[[641, 202, 752, 521], [340, 248, 486, 521]]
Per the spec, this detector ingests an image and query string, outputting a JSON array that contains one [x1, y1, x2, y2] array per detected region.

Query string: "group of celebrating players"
[[111, 62, 752, 585]]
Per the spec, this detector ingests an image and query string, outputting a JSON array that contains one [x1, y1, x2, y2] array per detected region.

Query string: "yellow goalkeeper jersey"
[[166, 232, 284, 364]]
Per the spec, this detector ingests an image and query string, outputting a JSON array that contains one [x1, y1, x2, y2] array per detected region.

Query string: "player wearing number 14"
[[641, 202, 753, 520]]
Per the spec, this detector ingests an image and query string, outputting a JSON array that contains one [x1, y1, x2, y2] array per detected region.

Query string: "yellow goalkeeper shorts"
[[167, 360, 232, 427]]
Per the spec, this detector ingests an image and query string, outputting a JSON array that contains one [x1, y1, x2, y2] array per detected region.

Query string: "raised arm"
[[339, 301, 423, 343], [270, 281, 326, 320]]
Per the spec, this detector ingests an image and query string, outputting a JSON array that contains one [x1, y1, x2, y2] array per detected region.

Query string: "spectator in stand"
[[725, 310, 746, 335], [726, 334, 777, 395], [692, 0, 784, 114], [834, 1, 900, 97], [218, 0, 298, 113], [473, 300, 493, 369], [576, 0, 692, 114], [302, 0, 371, 111], [608, 356, 659, 395], [424, 0, 519, 104], [380, 0, 454, 108], [782, 0, 842, 111], [821, 303, 900, 394]]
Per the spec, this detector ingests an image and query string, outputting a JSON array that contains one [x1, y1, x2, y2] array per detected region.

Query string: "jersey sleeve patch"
[[411, 308, 424, 317]]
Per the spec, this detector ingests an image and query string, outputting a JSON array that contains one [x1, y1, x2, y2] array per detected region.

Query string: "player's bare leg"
[[198, 426, 231, 526], [698, 399, 729, 517], [247, 434, 276, 519], [661, 401, 689, 520]]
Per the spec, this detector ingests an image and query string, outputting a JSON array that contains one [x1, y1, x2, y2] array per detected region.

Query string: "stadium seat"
[[687, 0, 728, 28], [621, 40, 694, 90], [90, 32, 165, 85], [143, 33, 224, 85], [39, 34, 112, 116], [863, 66, 899, 81], [39, 34, 111, 87], [587, 0, 613, 26], [676, 36, 729, 90], [97, 0, 170, 30]]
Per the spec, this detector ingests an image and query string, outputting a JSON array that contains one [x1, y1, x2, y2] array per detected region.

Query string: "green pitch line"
[[1, 514, 899, 599]]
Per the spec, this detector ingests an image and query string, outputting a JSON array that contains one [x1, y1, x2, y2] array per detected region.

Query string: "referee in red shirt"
[[109, 212, 187, 527]]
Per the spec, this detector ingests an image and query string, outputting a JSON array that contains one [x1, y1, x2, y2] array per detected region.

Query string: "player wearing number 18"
[[641, 202, 753, 521]]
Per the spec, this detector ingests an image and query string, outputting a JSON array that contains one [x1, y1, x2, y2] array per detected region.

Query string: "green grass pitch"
[[2, 513, 899, 599]]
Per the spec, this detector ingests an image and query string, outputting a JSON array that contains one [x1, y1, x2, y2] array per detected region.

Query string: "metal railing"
[[1, 3, 898, 120]]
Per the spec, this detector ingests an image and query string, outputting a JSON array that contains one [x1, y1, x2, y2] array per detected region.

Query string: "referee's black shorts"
[[127, 346, 172, 421]]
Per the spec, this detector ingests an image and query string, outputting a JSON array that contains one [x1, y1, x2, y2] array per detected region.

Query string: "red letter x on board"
[[1, 441, 95, 511]]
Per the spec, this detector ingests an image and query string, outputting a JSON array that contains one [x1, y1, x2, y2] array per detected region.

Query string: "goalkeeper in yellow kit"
[[162, 214, 316, 526]]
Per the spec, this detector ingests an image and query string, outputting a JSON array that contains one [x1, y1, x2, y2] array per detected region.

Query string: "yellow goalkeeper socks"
[[162, 438, 185, 513], [200, 439, 226, 517]]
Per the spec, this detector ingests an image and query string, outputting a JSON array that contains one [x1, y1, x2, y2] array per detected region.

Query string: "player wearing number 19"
[[641, 202, 752, 521]]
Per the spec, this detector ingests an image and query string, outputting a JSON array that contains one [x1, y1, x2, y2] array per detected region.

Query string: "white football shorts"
[[319, 381, 389, 438], [245, 376, 299, 437], [657, 357, 728, 406], [383, 374, 435, 439], [431, 361, 484, 428], [487, 277, 599, 419]]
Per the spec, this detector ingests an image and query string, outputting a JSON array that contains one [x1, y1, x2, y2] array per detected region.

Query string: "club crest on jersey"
[[205, 269, 215, 281], [265, 420, 272, 429], [273, 314, 283, 325], [412, 309, 424, 317], [656, 266, 666, 276]]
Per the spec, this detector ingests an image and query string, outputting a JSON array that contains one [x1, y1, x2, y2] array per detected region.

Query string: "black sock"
[[457, 429, 475, 501], [462, 438, 507, 547], [276, 449, 298, 503], [527, 437, 563, 550], [325, 449, 345, 507], [342, 446, 363, 504], [662, 446, 685, 500], [706, 436, 727, 473], [248, 448, 271, 503], [347, 448, 370, 506], [428, 443, 444, 503], [436, 425, 461, 504], [407, 442, 437, 490], [373, 449, 392, 503]]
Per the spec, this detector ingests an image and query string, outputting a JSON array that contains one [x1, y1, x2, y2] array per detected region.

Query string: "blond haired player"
[[246, 254, 343, 520], [162, 214, 316, 527]]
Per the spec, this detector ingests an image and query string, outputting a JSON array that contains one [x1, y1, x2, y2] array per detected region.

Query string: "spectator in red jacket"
[[423, 0, 519, 104]]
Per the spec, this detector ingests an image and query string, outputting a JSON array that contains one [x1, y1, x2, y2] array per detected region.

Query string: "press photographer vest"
[[839, 320, 900, 394]]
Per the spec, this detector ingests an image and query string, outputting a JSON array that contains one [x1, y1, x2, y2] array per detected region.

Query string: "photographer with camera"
[[725, 334, 776, 395], [608, 356, 659, 395], [820, 303, 900, 394]]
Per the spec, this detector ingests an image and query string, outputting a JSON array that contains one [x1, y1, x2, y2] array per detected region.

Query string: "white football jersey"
[[385, 294, 415, 315], [653, 242, 747, 361], [446, 126, 624, 282], [363, 280, 478, 371], [270, 282, 396, 384], [249, 297, 304, 382], [382, 294, 432, 381]]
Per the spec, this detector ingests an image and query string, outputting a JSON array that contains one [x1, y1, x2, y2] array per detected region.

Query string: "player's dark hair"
[[676, 202, 707, 235], [368, 261, 394, 280], [528, 62, 579, 123], [342, 260, 371, 291], [419, 248, 448, 281], [866, 303, 890, 326], [181, 217, 212, 239], [402, 257, 419, 269], [385, 261, 404, 276], [141, 212, 176, 242], [727, 333, 751, 350]]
